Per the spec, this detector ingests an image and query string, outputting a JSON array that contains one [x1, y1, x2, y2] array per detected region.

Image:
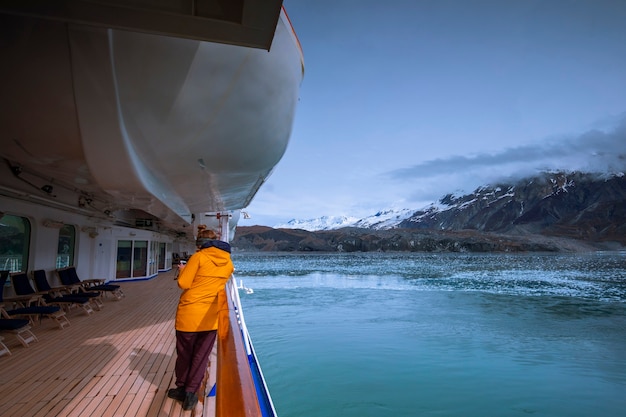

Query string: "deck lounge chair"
[[64, 266, 124, 300], [0, 335, 11, 356], [0, 270, 9, 289], [1, 273, 69, 329], [0, 308, 38, 347], [56, 268, 104, 310], [31, 269, 95, 315], [59, 266, 124, 300]]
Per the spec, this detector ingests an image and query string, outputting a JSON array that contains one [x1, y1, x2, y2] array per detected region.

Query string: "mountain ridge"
[[234, 170, 626, 252]]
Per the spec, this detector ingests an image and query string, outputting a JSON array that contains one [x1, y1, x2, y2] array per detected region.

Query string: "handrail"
[[230, 278, 252, 355], [230, 276, 278, 417], [216, 279, 262, 417]]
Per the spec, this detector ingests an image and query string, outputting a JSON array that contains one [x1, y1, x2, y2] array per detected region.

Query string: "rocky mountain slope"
[[399, 171, 625, 241], [233, 171, 626, 252]]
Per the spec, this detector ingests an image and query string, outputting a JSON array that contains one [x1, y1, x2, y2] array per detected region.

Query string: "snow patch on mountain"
[[274, 215, 360, 231], [274, 209, 415, 231], [352, 208, 416, 230]]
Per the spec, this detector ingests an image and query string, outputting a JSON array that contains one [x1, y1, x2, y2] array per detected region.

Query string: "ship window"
[[56, 225, 76, 268], [0, 214, 31, 272]]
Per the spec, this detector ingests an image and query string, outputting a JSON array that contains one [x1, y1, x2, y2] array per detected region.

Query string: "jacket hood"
[[198, 239, 231, 253], [197, 242, 232, 268]]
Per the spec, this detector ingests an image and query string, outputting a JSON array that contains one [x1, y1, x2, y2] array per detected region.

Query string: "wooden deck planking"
[[203, 349, 218, 416], [0, 270, 213, 417]]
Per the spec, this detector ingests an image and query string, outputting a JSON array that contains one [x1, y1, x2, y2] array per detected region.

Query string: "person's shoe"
[[183, 392, 198, 410], [167, 386, 186, 402]]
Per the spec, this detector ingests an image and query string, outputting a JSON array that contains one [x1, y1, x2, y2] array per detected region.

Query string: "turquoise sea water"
[[232, 252, 626, 417]]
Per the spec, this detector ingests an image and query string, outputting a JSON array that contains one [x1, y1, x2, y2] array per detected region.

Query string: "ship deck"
[[0, 269, 215, 417]]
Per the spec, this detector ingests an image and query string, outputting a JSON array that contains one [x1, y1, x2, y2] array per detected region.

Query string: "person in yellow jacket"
[[167, 227, 234, 410]]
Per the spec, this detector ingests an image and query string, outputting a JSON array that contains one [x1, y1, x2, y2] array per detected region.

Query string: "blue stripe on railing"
[[247, 352, 275, 417]]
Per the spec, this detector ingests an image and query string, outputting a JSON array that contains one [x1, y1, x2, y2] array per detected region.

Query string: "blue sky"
[[243, 0, 626, 227]]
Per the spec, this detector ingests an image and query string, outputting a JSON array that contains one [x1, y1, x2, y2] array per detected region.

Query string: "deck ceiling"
[[0, 0, 283, 50]]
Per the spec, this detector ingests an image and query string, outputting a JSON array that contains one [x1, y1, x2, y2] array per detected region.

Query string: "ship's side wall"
[[0, 195, 195, 295]]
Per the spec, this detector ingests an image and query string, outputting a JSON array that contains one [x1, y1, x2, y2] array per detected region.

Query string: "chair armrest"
[[3, 295, 43, 307]]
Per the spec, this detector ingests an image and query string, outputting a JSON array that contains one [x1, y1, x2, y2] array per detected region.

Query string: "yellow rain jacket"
[[175, 245, 234, 332]]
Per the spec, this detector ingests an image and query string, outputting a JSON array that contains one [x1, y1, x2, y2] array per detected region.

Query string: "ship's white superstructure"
[[0, 2, 303, 415]]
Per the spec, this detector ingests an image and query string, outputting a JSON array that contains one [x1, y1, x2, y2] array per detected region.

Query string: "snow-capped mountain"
[[235, 171, 626, 252], [274, 209, 415, 231], [273, 171, 626, 243], [274, 215, 359, 231], [398, 170, 626, 237]]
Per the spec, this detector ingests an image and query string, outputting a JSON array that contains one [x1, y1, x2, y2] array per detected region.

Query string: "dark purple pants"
[[174, 329, 217, 393]]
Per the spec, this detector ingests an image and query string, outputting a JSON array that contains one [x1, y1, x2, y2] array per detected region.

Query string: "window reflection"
[[0, 214, 31, 272], [57, 224, 75, 268]]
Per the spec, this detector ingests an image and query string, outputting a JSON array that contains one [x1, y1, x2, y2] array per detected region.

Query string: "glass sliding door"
[[116, 239, 149, 279], [133, 240, 148, 278], [116, 240, 132, 278], [148, 241, 158, 276], [158, 242, 166, 270]]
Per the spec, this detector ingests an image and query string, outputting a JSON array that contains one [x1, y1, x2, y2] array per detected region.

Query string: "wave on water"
[[232, 252, 626, 302]]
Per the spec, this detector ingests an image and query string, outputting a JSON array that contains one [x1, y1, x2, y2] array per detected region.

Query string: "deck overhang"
[[0, 0, 302, 241], [0, 0, 283, 50]]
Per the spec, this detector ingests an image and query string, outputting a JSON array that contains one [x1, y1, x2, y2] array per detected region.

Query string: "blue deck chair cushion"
[[0, 318, 31, 330], [31, 270, 95, 316], [62, 267, 124, 300], [56, 268, 101, 298], [6, 305, 61, 316], [32, 269, 71, 295], [32, 270, 92, 304], [6, 273, 64, 312], [9, 272, 39, 296], [66, 267, 121, 290]]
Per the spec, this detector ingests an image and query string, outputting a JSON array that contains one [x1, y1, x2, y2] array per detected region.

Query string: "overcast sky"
[[243, 0, 626, 227]]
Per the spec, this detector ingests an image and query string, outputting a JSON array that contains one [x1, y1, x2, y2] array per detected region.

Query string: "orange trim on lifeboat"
[[282, 5, 304, 72]]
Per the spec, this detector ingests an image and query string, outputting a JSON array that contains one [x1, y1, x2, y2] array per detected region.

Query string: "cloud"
[[388, 116, 626, 184], [249, 116, 626, 225]]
